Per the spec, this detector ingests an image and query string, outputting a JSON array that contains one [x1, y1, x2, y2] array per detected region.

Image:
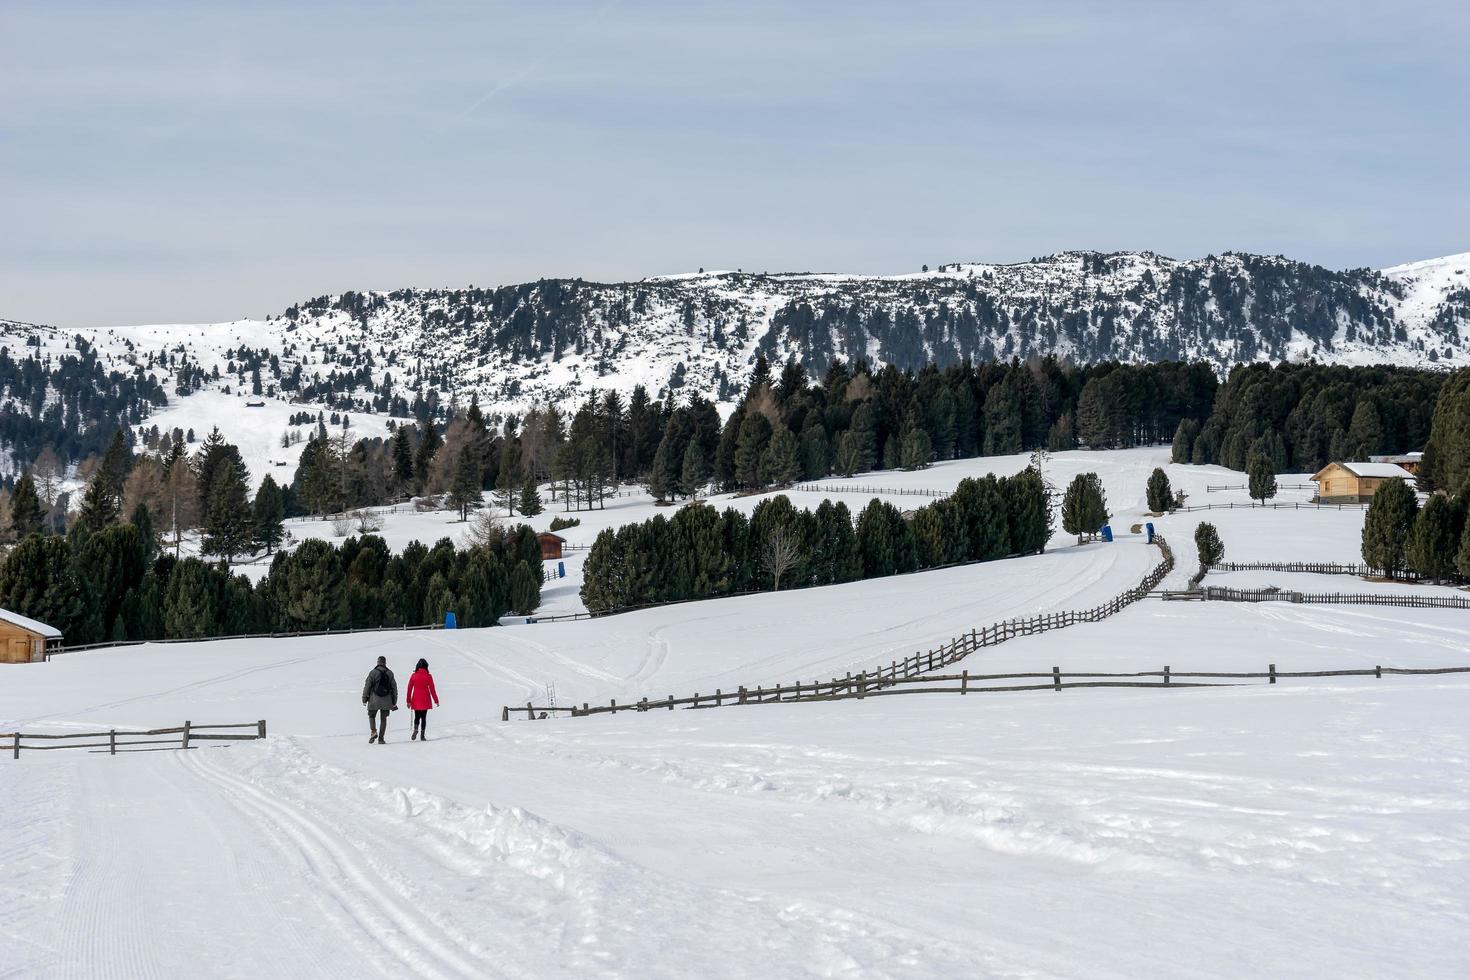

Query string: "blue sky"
[[1, 1, 1466, 327]]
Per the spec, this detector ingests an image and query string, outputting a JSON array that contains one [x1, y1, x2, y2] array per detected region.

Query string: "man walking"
[[362, 655, 398, 744]]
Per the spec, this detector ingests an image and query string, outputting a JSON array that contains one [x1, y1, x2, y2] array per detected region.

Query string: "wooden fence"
[[1175, 501, 1365, 513], [504, 663, 1469, 719], [1210, 560, 1424, 580], [5, 720, 267, 759], [792, 482, 949, 499], [1202, 586, 1470, 609], [505, 535, 1176, 719], [1205, 483, 1315, 492]]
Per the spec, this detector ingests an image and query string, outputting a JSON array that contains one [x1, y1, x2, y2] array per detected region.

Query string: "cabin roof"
[[1312, 461, 1413, 480], [0, 608, 62, 638]]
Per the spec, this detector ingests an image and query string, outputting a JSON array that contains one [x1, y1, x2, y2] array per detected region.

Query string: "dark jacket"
[[362, 665, 398, 711]]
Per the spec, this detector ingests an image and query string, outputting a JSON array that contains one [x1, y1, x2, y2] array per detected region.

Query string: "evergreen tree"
[[162, 558, 217, 639], [899, 429, 934, 471], [413, 422, 442, 490], [734, 413, 773, 488], [272, 539, 348, 630], [855, 499, 896, 578], [77, 473, 121, 532], [391, 425, 415, 490], [647, 432, 680, 502], [519, 475, 544, 517], [1061, 472, 1107, 545], [448, 449, 481, 521], [1047, 412, 1078, 452], [833, 432, 862, 478], [761, 426, 801, 487], [1006, 469, 1052, 554], [201, 459, 253, 564], [1171, 418, 1200, 464], [129, 501, 158, 561], [1194, 522, 1224, 568], [252, 475, 286, 553], [1406, 493, 1458, 582], [9, 472, 43, 539], [509, 560, 541, 615], [1361, 478, 1418, 579], [679, 439, 710, 498], [1247, 452, 1277, 503], [0, 535, 90, 642], [1146, 467, 1173, 513]]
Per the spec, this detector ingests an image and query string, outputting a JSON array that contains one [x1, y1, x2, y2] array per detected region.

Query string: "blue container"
[[1145, 521, 1155, 543], [557, 561, 566, 579], [444, 611, 457, 630], [1100, 525, 1113, 543]]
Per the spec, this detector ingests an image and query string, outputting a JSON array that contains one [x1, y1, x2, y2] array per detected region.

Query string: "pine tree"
[[391, 425, 414, 490], [252, 475, 286, 554], [414, 422, 442, 491], [734, 414, 772, 488], [1061, 472, 1104, 545], [0, 535, 90, 641], [448, 449, 481, 521], [129, 501, 158, 561], [647, 431, 680, 502], [1406, 493, 1457, 582], [1247, 452, 1277, 503], [202, 459, 253, 565], [78, 473, 121, 532], [760, 426, 800, 487], [519, 475, 544, 517], [163, 558, 218, 639], [1047, 412, 1078, 452], [1361, 478, 1418, 579], [679, 440, 710, 499], [510, 560, 541, 615], [1146, 468, 1173, 513], [856, 499, 896, 578], [833, 432, 862, 478], [9, 472, 43, 539], [1006, 469, 1052, 554], [1194, 522, 1224, 568], [899, 429, 934, 471]]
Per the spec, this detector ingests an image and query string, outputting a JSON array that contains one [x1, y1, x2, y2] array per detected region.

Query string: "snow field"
[[3, 447, 1466, 978]]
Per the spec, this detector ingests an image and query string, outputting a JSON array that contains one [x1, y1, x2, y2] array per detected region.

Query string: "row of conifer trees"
[[580, 469, 1051, 612], [0, 516, 543, 645]]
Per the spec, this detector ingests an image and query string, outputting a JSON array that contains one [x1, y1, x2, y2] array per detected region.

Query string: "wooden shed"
[[1368, 452, 1423, 475], [0, 609, 63, 664], [537, 532, 566, 561], [1311, 461, 1413, 504]]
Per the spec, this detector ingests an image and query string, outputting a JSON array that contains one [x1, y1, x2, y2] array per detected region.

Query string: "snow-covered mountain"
[[3, 250, 1467, 459]]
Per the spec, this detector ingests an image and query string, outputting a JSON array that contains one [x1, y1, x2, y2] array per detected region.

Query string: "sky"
[[1, 0, 1466, 328]]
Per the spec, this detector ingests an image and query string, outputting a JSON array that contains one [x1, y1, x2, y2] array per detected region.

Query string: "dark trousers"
[[412, 710, 428, 736], [369, 709, 390, 736]]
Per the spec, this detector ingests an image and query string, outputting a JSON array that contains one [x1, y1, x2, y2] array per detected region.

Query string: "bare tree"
[[461, 507, 506, 550], [32, 447, 64, 506], [759, 526, 803, 591]]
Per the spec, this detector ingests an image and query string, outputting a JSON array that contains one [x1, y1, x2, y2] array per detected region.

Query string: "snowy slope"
[[3, 250, 1467, 486]]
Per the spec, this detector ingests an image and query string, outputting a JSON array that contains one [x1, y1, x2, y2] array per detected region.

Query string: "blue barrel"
[[1101, 525, 1113, 543], [557, 561, 566, 579], [444, 611, 457, 630], [1145, 521, 1155, 543]]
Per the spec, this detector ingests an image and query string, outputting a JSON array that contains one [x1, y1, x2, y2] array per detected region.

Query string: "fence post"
[[739, 686, 747, 704], [527, 701, 535, 720], [110, 729, 117, 755], [667, 694, 674, 710], [1052, 667, 1061, 692], [961, 670, 968, 695], [610, 699, 617, 713], [1375, 664, 1381, 679], [1163, 665, 1170, 686], [11, 733, 17, 760], [1269, 663, 1276, 685], [858, 672, 867, 698], [257, 719, 267, 740], [182, 720, 192, 750], [715, 688, 722, 706], [501, 706, 509, 722]]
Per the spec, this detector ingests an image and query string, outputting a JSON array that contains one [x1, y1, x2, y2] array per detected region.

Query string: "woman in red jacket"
[[405, 658, 440, 741]]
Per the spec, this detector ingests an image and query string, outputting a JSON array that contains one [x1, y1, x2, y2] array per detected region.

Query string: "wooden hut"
[[1310, 461, 1413, 504], [0, 609, 62, 664], [537, 532, 566, 561], [1368, 452, 1423, 475]]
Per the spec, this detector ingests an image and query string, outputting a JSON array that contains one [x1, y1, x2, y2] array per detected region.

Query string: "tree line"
[[579, 468, 1051, 613]]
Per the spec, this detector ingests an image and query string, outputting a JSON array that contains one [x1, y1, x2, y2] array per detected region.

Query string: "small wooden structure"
[[1311, 461, 1413, 504], [0, 609, 63, 664], [537, 532, 566, 561], [1368, 452, 1422, 475]]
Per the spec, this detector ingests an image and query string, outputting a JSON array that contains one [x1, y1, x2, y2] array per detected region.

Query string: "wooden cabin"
[[1311, 461, 1413, 504], [537, 532, 566, 561], [1368, 452, 1423, 475], [0, 609, 62, 664]]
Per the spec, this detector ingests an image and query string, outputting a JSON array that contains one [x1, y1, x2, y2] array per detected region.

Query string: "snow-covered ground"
[[4, 448, 1467, 978]]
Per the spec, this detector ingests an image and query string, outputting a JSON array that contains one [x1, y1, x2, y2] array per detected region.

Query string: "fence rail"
[[507, 535, 1176, 719], [1210, 560, 1424, 580], [1174, 501, 1364, 512], [1203, 586, 1470, 609], [503, 663, 1469, 719], [791, 482, 949, 499], [5, 720, 267, 758], [1205, 483, 1315, 492]]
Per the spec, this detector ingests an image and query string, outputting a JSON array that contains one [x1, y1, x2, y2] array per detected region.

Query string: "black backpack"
[[373, 668, 393, 698]]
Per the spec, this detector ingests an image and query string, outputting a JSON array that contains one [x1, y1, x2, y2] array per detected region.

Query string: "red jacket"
[[406, 669, 439, 711]]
